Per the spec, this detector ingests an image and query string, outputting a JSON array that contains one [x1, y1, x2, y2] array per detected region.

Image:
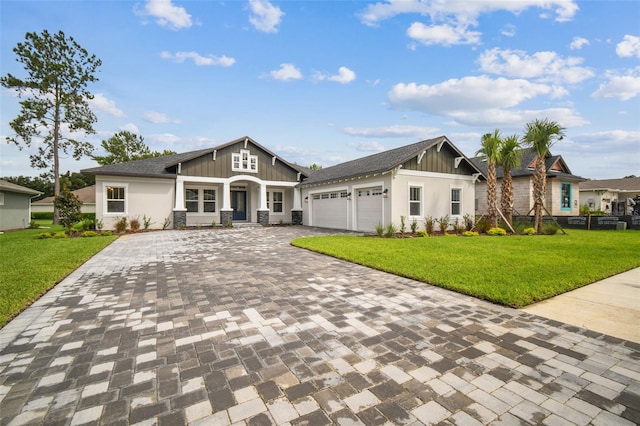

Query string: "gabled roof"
[[580, 177, 640, 192], [33, 185, 96, 205], [301, 136, 483, 186], [470, 147, 585, 181], [81, 136, 309, 178], [0, 179, 41, 196]]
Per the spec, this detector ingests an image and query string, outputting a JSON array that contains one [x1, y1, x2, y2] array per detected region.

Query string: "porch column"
[[220, 180, 233, 225], [291, 186, 303, 225], [257, 182, 269, 226], [173, 178, 187, 228]]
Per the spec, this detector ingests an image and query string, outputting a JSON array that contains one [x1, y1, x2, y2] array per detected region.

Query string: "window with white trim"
[[106, 186, 126, 213], [267, 191, 284, 214], [203, 189, 216, 212], [409, 186, 422, 217], [186, 189, 199, 212], [231, 149, 258, 173], [451, 188, 462, 216]]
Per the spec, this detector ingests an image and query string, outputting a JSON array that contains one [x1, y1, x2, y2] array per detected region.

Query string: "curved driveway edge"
[[1, 227, 638, 425]]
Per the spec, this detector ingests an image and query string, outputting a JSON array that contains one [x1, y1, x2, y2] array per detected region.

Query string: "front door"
[[231, 190, 247, 221]]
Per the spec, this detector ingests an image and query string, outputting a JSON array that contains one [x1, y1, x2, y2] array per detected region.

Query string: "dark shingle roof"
[[301, 136, 481, 186], [470, 148, 585, 181]]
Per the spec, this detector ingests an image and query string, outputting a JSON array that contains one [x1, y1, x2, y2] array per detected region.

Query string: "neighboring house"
[[82, 135, 484, 232], [299, 136, 483, 231], [31, 185, 96, 214], [579, 177, 640, 216], [471, 148, 585, 218], [0, 179, 41, 231]]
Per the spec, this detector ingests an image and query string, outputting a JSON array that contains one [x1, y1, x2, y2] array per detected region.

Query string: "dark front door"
[[231, 190, 247, 221]]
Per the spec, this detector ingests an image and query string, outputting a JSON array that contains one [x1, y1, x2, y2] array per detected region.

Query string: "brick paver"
[[1, 227, 639, 425]]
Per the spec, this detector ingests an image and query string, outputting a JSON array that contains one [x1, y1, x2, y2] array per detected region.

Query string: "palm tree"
[[498, 135, 522, 227], [476, 130, 502, 228], [522, 119, 566, 233]]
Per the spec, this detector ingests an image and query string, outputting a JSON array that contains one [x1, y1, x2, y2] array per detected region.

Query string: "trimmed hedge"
[[32, 212, 95, 221]]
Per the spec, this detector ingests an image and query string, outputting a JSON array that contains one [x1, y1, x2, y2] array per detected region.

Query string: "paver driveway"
[[0, 227, 638, 425]]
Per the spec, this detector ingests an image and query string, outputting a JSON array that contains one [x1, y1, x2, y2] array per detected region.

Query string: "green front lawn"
[[292, 230, 640, 308], [0, 226, 117, 327]]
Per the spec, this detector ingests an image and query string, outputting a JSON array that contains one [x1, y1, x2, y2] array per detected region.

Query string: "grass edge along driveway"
[[291, 229, 640, 308], [0, 227, 117, 328]]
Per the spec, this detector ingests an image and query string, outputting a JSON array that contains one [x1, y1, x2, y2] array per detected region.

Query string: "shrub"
[[579, 204, 591, 216], [211, 220, 217, 228], [487, 227, 507, 236], [115, 217, 127, 233], [399, 216, 406, 234], [437, 215, 450, 233], [476, 218, 491, 234], [385, 223, 397, 238], [81, 231, 97, 238], [38, 232, 53, 239], [410, 219, 418, 234], [375, 223, 384, 237], [54, 187, 83, 231], [101, 230, 113, 236], [416, 230, 428, 238], [129, 217, 141, 232], [53, 232, 68, 239], [143, 215, 153, 230], [28, 220, 39, 229], [72, 218, 94, 232], [462, 231, 479, 237], [463, 213, 474, 231], [31, 212, 53, 220], [162, 216, 172, 230], [541, 223, 560, 235], [424, 216, 435, 235], [522, 227, 536, 235], [95, 218, 103, 231]]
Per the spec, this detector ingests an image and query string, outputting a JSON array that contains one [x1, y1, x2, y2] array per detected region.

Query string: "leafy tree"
[[498, 135, 522, 226], [1, 30, 101, 224], [476, 130, 502, 228], [522, 118, 565, 233], [60, 171, 95, 191], [53, 186, 83, 232], [92, 131, 176, 165], [309, 163, 322, 170]]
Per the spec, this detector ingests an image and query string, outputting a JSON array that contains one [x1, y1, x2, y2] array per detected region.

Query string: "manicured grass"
[[0, 226, 117, 327], [292, 230, 640, 308]]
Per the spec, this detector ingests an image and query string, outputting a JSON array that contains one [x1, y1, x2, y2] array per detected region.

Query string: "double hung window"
[[106, 186, 126, 213], [451, 188, 462, 216]]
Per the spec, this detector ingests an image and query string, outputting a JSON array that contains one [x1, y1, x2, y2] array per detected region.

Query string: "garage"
[[311, 191, 348, 229], [356, 186, 383, 232]]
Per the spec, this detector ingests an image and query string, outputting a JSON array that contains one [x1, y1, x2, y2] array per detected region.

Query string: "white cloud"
[[89, 93, 124, 117], [140, 0, 192, 30], [314, 67, 357, 84], [572, 130, 640, 146], [265, 63, 303, 81], [343, 125, 439, 138], [148, 133, 182, 144], [350, 141, 386, 152], [358, 0, 578, 27], [143, 111, 180, 124], [616, 35, 640, 58], [447, 107, 588, 128], [160, 51, 235, 67], [120, 123, 140, 133], [407, 22, 481, 46], [501, 24, 516, 37], [478, 48, 594, 84], [389, 76, 553, 113], [248, 0, 284, 33], [569, 37, 589, 50], [592, 68, 640, 101]]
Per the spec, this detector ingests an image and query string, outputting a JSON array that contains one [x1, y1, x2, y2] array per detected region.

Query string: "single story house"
[[82, 135, 484, 232], [579, 177, 640, 216], [471, 148, 585, 218], [31, 185, 96, 214], [0, 179, 41, 231]]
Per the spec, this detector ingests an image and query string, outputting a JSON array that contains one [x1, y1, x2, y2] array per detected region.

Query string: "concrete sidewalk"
[[522, 267, 640, 343]]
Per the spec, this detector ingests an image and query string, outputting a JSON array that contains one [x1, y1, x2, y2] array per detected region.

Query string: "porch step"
[[231, 222, 263, 228]]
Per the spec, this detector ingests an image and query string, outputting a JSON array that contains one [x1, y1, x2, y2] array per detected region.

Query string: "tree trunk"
[[52, 91, 61, 225], [533, 156, 547, 233], [487, 163, 498, 228], [501, 171, 513, 226]]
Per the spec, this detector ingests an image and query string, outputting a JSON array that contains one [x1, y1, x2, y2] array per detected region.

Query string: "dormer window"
[[232, 149, 258, 173]]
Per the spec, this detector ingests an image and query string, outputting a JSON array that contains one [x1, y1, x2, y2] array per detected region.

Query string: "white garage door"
[[356, 187, 383, 232], [311, 191, 348, 229]]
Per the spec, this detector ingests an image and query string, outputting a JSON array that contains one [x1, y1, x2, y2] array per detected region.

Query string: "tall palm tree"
[[498, 135, 522, 227], [522, 119, 566, 233], [476, 130, 502, 228]]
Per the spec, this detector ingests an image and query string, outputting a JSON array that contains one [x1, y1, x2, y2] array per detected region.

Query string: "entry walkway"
[[0, 227, 638, 425]]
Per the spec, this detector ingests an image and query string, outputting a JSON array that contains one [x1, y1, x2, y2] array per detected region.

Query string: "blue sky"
[[1, 0, 639, 180]]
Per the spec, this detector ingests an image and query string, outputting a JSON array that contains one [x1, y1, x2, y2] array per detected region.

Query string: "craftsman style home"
[[82, 136, 484, 232], [471, 148, 585, 217]]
